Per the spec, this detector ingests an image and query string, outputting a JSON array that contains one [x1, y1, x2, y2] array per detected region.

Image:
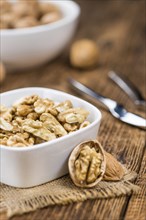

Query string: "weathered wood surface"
[[1, 0, 145, 219]]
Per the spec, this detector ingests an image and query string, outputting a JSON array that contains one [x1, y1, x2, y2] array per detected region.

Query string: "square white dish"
[[0, 87, 102, 188]]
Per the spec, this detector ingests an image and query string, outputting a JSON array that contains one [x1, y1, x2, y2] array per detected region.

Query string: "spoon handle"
[[68, 78, 117, 110], [108, 71, 146, 109]]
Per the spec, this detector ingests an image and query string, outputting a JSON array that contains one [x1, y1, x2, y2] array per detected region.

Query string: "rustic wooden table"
[[1, 1, 146, 220]]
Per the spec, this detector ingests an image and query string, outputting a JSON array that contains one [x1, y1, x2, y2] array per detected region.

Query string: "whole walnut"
[[0, 63, 6, 84], [70, 39, 99, 69]]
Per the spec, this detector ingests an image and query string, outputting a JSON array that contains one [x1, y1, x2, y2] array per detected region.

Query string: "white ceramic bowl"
[[0, 87, 102, 188], [0, 0, 80, 70]]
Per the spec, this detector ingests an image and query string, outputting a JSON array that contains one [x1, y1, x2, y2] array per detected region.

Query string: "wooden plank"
[[125, 149, 146, 220]]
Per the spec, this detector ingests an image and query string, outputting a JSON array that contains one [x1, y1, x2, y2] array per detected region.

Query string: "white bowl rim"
[[0, 87, 102, 152], [1, 0, 80, 36]]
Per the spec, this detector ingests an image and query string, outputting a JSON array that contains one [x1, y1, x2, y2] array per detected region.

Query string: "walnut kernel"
[[68, 140, 106, 188]]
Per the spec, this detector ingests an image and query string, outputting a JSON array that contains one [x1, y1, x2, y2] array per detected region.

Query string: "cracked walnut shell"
[[68, 140, 106, 188], [69, 140, 125, 188]]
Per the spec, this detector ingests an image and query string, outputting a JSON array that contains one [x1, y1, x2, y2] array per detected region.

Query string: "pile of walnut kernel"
[[0, 0, 62, 29], [0, 95, 90, 147]]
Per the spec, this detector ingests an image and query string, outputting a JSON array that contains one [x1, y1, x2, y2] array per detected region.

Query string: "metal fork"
[[68, 78, 146, 129], [108, 71, 146, 110]]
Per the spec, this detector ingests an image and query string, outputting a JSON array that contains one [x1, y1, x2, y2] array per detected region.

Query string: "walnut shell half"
[[68, 140, 106, 188]]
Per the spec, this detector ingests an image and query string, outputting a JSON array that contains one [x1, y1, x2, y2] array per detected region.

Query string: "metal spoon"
[[68, 78, 146, 129]]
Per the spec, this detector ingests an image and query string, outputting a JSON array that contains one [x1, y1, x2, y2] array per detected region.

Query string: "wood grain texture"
[[1, 0, 145, 219], [125, 149, 146, 220]]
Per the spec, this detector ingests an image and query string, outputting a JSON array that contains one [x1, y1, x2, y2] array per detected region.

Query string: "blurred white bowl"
[[0, 87, 102, 188], [0, 0, 80, 70]]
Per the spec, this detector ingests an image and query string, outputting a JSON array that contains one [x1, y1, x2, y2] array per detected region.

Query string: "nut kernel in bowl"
[[13, 17, 38, 29], [0, 0, 63, 29], [41, 12, 61, 25], [12, 2, 40, 19], [18, 0, 39, 8], [0, 13, 17, 29], [0, 95, 90, 147], [39, 2, 60, 15], [0, 1, 12, 14]]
